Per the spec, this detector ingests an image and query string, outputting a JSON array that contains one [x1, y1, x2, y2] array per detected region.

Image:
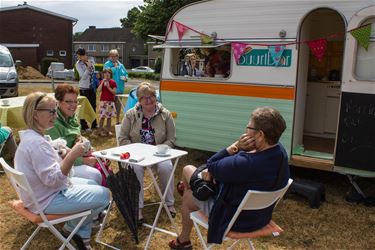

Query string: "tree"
[[73, 32, 83, 40], [120, 7, 141, 29], [128, 0, 200, 40]]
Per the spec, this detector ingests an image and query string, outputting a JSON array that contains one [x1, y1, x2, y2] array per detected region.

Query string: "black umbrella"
[[106, 165, 140, 244]]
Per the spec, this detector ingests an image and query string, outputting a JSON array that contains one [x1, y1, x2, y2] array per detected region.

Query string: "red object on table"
[[120, 152, 130, 159]]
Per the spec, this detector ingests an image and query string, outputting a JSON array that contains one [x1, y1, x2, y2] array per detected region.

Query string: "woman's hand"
[[83, 156, 97, 167], [201, 169, 212, 181], [238, 133, 256, 152], [70, 141, 85, 158]]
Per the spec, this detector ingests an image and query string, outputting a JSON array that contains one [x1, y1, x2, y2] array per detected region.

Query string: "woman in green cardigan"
[[46, 83, 102, 185]]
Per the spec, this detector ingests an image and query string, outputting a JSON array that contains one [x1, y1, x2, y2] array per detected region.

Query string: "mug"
[[156, 144, 169, 154]]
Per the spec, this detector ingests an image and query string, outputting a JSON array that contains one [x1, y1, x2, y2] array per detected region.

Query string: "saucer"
[[154, 151, 171, 157], [1, 104, 9, 107]]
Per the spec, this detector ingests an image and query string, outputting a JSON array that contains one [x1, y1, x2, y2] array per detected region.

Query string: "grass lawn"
[[0, 84, 374, 249]]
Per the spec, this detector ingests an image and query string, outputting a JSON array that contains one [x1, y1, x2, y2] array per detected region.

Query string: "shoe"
[[168, 206, 177, 218], [138, 217, 145, 227], [61, 228, 92, 250], [168, 238, 192, 250], [345, 191, 365, 204], [177, 181, 185, 197]]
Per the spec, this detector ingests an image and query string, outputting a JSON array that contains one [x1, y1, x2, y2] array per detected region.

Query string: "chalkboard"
[[335, 92, 375, 171]]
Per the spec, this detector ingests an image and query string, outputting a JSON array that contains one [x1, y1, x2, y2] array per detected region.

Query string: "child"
[[92, 71, 103, 93], [97, 69, 117, 136]]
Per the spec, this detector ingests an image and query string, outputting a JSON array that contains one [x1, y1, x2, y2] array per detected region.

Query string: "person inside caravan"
[[169, 107, 290, 249], [187, 53, 202, 77], [15, 92, 110, 250], [118, 82, 177, 224]]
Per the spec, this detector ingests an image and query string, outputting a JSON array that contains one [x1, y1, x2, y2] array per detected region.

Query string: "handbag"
[[189, 164, 217, 201]]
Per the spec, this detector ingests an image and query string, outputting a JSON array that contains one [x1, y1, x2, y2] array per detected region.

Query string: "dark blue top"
[[206, 143, 290, 243]]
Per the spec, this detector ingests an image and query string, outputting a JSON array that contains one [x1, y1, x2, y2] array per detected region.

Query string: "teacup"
[[156, 144, 169, 154], [2, 99, 9, 106]]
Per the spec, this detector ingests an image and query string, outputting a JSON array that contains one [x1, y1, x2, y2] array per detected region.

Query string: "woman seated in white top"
[[15, 92, 110, 250]]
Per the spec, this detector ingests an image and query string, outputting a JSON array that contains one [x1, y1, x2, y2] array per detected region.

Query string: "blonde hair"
[[108, 49, 119, 57], [23, 92, 56, 132], [136, 82, 156, 99]]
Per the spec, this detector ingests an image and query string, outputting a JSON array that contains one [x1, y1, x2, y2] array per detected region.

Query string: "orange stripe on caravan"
[[161, 80, 295, 100]]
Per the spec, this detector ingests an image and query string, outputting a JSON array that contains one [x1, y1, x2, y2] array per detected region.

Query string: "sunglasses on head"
[[35, 108, 58, 115]]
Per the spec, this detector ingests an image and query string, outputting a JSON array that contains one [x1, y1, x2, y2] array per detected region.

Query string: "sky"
[[1, 0, 144, 33]]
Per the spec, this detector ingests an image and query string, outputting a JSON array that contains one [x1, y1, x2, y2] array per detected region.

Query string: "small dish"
[[153, 151, 171, 157]]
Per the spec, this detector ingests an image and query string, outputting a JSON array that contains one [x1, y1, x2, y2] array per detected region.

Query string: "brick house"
[[0, 2, 77, 70], [73, 26, 148, 69]]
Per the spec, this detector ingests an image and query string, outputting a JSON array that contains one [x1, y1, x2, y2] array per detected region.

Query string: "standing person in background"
[[97, 69, 117, 136], [103, 49, 128, 125], [75, 48, 98, 133]]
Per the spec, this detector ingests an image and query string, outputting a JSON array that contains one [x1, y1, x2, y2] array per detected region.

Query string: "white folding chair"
[[190, 178, 293, 250], [1, 158, 91, 250]]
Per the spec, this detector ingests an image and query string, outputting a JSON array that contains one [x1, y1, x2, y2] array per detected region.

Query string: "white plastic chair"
[[190, 178, 293, 250], [1, 158, 91, 250]]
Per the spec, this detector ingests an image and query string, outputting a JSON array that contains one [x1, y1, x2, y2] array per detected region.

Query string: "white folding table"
[[92, 143, 187, 250]]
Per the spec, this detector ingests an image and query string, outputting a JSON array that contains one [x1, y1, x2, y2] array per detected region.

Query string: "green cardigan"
[[46, 108, 83, 165]]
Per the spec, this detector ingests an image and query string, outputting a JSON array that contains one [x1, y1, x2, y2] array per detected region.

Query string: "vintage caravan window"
[[171, 45, 231, 79], [355, 19, 375, 80]]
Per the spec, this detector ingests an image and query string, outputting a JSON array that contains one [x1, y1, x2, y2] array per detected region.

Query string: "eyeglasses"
[[246, 126, 259, 131], [63, 100, 78, 105], [140, 95, 156, 101], [35, 108, 58, 115]]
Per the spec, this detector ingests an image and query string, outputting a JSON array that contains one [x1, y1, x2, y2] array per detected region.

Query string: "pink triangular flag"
[[175, 22, 188, 43], [307, 38, 327, 63], [232, 42, 252, 64]]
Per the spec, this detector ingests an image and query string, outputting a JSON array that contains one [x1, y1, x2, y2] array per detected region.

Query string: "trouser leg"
[[44, 178, 110, 239], [132, 165, 145, 208], [157, 160, 175, 207], [79, 89, 90, 130]]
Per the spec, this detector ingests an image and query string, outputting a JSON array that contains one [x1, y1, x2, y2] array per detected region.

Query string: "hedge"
[[41, 57, 59, 75], [128, 72, 160, 81]]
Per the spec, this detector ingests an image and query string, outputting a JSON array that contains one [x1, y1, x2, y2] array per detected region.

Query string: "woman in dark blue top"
[[169, 106, 290, 249]]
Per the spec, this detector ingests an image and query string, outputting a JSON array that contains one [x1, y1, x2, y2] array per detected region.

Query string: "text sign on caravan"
[[238, 49, 292, 67]]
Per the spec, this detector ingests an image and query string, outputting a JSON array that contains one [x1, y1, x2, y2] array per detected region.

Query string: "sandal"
[[176, 181, 185, 197], [168, 237, 192, 250]]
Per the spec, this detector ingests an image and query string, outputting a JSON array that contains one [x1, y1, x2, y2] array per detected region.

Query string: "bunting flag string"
[[232, 42, 252, 64], [350, 23, 372, 50], [175, 21, 188, 44], [268, 45, 286, 66], [306, 38, 327, 63], [200, 34, 214, 45], [167, 20, 372, 64]]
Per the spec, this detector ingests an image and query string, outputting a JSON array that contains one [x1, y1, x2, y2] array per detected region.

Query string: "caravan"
[[157, 0, 375, 177]]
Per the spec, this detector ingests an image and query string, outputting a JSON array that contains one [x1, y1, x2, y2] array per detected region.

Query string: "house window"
[[355, 19, 375, 80], [88, 44, 96, 52], [101, 44, 109, 52], [59, 50, 67, 57], [46, 50, 54, 56]]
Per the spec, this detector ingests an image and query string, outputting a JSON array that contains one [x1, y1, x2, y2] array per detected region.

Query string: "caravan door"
[[334, 6, 375, 176]]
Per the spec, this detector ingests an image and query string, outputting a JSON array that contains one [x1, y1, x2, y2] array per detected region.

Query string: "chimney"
[[89, 26, 96, 29]]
